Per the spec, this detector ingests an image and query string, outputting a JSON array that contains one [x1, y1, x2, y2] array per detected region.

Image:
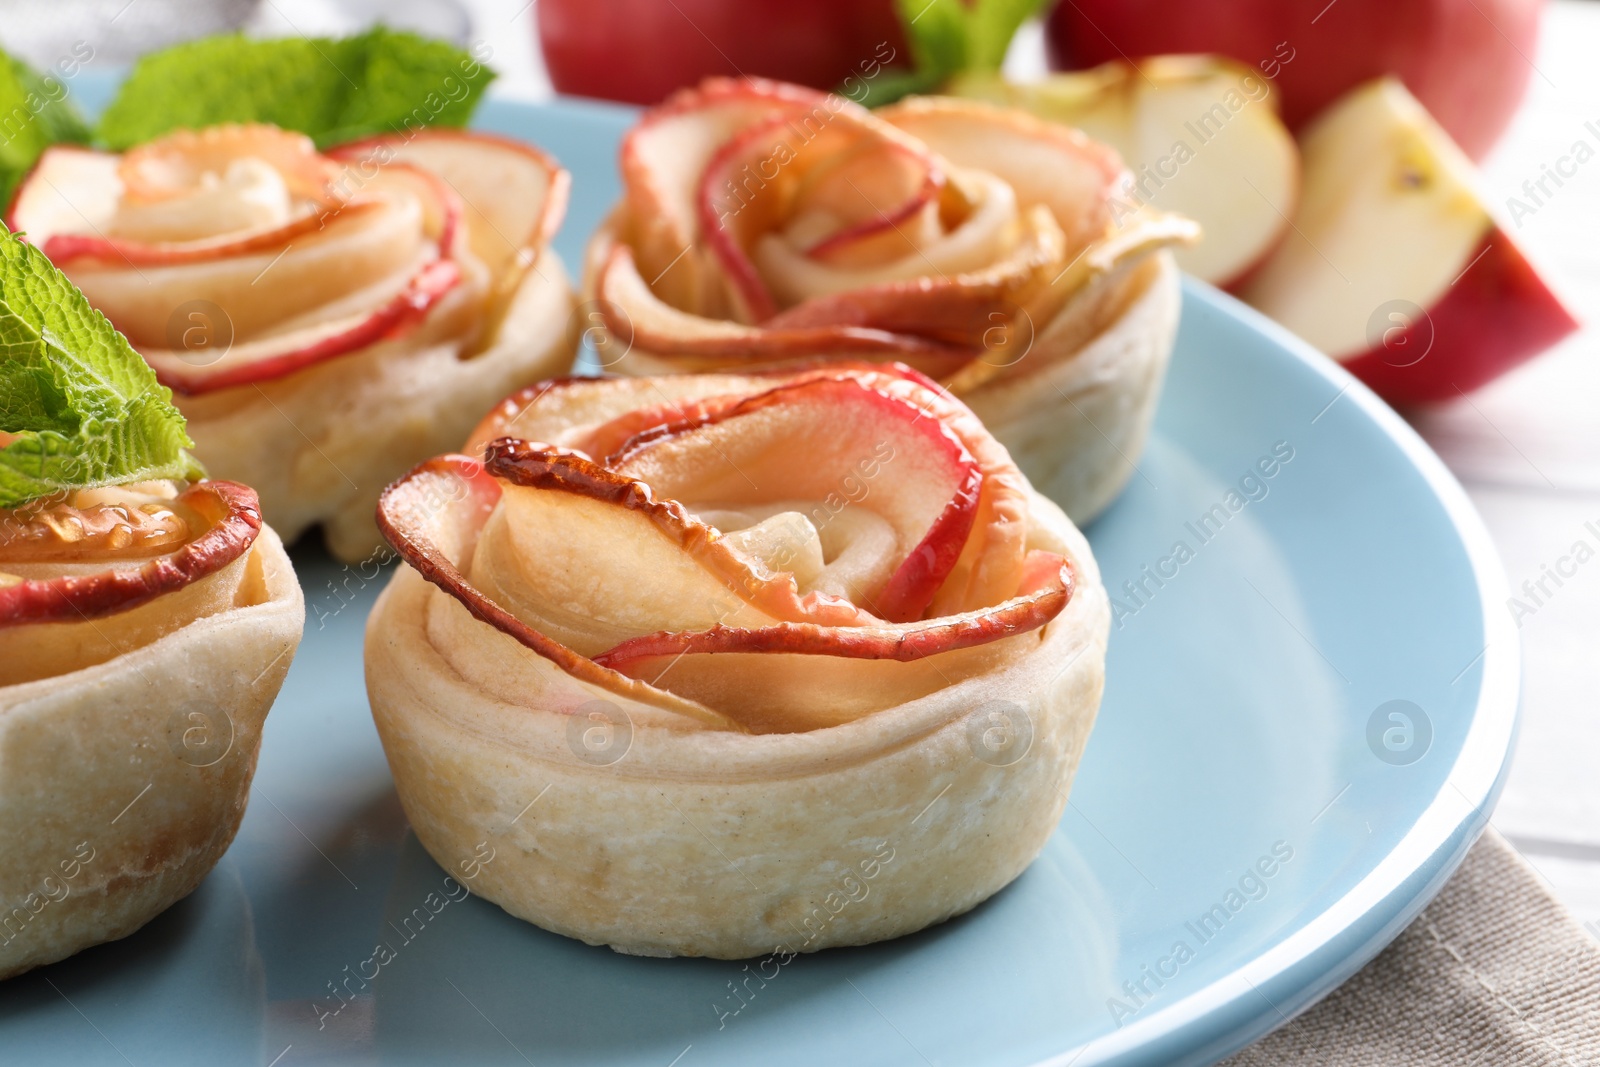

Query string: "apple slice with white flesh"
[[1238, 78, 1579, 404], [607, 374, 982, 623], [326, 130, 571, 355], [951, 56, 1299, 289]]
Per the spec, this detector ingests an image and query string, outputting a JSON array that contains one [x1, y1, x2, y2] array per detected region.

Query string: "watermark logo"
[[165, 299, 233, 366], [1365, 299, 1433, 369], [566, 699, 633, 766], [977, 306, 1035, 369], [1366, 699, 1432, 766], [965, 700, 1033, 767], [571, 298, 633, 369], [166, 701, 235, 767]]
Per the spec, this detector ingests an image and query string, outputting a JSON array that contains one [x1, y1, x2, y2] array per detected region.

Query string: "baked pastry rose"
[[0, 224, 301, 979], [0, 480, 301, 979], [365, 364, 1109, 958], [7, 124, 577, 561], [585, 78, 1197, 522]]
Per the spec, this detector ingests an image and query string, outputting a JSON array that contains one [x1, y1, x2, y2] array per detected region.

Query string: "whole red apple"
[[1045, 0, 1544, 160], [537, 0, 908, 105]]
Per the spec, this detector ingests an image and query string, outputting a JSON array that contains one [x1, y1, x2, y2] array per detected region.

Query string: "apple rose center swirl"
[[20, 124, 482, 396], [380, 365, 1077, 733], [594, 79, 1195, 374]]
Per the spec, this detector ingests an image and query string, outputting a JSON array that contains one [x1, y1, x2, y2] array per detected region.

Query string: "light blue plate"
[[0, 92, 1518, 1067]]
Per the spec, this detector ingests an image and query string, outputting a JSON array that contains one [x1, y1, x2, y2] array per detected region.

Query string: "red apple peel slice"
[[620, 77, 846, 310], [593, 548, 1070, 671], [374, 453, 736, 729], [327, 130, 570, 355], [595, 239, 973, 365], [877, 96, 1123, 256], [481, 439, 871, 628], [146, 257, 462, 395], [38, 201, 382, 266], [328, 129, 568, 279], [695, 110, 945, 322], [606, 374, 982, 622], [0, 481, 261, 627]]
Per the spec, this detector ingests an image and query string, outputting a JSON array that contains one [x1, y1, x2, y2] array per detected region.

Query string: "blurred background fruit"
[[953, 57, 1299, 288], [526, 0, 1574, 403], [1236, 77, 1577, 403], [1044, 0, 1544, 160], [537, 0, 906, 105]]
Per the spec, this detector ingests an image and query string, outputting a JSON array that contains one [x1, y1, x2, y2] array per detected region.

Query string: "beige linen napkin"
[[1223, 828, 1600, 1066]]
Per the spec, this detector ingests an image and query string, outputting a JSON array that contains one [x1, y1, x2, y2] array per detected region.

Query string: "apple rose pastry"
[[0, 231, 302, 979], [586, 78, 1198, 522], [365, 364, 1109, 958], [8, 124, 577, 561]]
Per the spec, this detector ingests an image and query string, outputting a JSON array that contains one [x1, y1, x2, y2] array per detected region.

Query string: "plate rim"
[[1036, 277, 1520, 1067]]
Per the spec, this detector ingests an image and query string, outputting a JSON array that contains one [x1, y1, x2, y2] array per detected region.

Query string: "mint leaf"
[[0, 52, 91, 207], [0, 227, 201, 509], [857, 0, 1047, 106], [98, 28, 494, 151]]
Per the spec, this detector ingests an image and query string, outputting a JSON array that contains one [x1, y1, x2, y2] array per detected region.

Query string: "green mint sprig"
[[97, 27, 494, 150], [0, 53, 92, 207], [0, 228, 202, 509]]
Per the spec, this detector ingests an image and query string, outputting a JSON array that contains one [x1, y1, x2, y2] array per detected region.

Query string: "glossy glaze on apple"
[[0, 481, 259, 628]]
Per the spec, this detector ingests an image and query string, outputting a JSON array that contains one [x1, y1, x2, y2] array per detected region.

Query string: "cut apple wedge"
[[951, 56, 1299, 288], [1238, 77, 1579, 404]]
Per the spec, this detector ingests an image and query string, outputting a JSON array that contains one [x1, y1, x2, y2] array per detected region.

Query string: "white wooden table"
[[271, 0, 1600, 931]]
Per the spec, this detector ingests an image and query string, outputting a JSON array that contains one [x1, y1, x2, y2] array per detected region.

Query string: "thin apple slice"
[[588, 548, 1071, 733], [0, 481, 261, 626], [951, 56, 1299, 288], [61, 165, 453, 346], [469, 363, 1034, 617], [466, 372, 778, 457], [595, 547, 1070, 670], [478, 439, 871, 631], [875, 96, 1122, 256], [6, 146, 125, 243], [374, 453, 733, 728], [39, 203, 376, 267], [11, 138, 357, 266], [142, 258, 460, 395], [329, 130, 567, 275], [607, 375, 982, 622], [618, 77, 844, 312], [695, 109, 946, 322], [1239, 77, 1578, 402], [117, 124, 338, 205], [594, 238, 971, 369], [760, 204, 1065, 348]]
